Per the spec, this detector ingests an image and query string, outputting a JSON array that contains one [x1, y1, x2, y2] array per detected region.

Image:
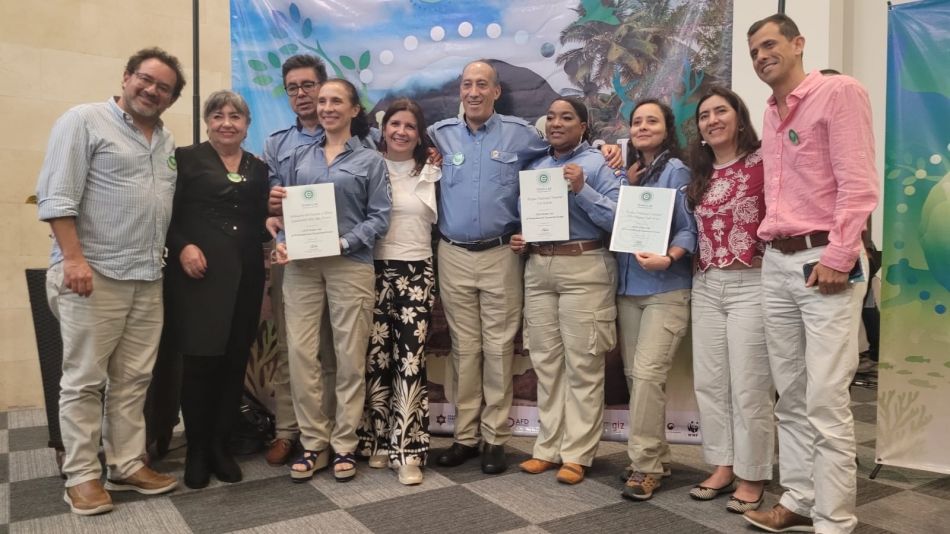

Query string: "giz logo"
[[303, 188, 315, 200], [604, 421, 626, 431]]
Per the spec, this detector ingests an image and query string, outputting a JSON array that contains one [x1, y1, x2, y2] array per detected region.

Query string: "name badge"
[[452, 152, 465, 165], [167, 156, 177, 170], [227, 173, 243, 183]]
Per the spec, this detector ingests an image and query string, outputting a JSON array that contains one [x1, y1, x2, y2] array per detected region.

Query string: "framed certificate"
[[282, 183, 340, 260], [609, 185, 675, 255], [519, 167, 569, 242]]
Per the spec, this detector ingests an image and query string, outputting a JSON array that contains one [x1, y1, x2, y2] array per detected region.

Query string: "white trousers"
[[46, 262, 163, 487], [762, 245, 866, 534], [691, 267, 773, 481]]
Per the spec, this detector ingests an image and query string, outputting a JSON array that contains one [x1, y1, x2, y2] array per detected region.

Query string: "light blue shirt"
[[36, 98, 177, 281], [616, 156, 698, 296], [276, 136, 391, 265], [263, 122, 381, 189], [428, 113, 549, 242], [526, 142, 621, 242]]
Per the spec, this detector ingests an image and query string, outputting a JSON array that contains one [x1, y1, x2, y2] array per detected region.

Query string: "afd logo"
[[303, 188, 315, 200]]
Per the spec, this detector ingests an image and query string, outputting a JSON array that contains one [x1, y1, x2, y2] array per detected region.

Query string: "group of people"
[[35, 12, 878, 534]]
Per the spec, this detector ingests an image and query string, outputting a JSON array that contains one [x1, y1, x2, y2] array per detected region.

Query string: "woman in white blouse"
[[357, 98, 441, 485]]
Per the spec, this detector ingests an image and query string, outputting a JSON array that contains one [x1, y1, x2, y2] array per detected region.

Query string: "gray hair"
[[202, 90, 251, 125], [464, 59, 500, 87]]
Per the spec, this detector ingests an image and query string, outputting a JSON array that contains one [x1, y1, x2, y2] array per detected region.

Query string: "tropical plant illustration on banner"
[[234, 0, 733, 443], [877, 0, 950, 475]]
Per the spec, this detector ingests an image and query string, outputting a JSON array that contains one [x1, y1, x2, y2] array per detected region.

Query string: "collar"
[[463, 112, 499, 134], [766, 70, 823, 109], [294, 118, 324, 137], [109, 96, 164, 130], [549, 140, 589, 160]]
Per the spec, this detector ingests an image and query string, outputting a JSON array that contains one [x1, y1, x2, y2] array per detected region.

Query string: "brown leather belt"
[[529, 239, 603, 256], [767, 231, 830, 254]]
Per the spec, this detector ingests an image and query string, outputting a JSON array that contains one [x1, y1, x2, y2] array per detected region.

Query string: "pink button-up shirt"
[[758, 70, 880, 272]]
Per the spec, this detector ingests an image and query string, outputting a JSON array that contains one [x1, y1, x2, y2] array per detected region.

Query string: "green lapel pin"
[[789, 129, 800, 145]]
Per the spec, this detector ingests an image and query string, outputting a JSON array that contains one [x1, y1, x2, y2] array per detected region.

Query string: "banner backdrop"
[[878, 0, 950, 475], [234, 0, 735, 444]]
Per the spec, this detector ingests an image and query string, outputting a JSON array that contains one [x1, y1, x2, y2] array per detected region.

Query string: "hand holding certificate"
[[609, 185, 675, 255], [282, 183, 340, 260], [520, 167, 569, 242]]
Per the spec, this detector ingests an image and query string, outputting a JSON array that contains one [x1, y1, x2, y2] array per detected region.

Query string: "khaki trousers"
[[283, 256, 374, 453], [437, 241, 523, 447], [692, 268, 773, 481], [762, 246, 866, 534], [270, 261, 336, 442], [524, 249, 617, 466], [617, 288, 690, 477], [46, 262, 163, 487]]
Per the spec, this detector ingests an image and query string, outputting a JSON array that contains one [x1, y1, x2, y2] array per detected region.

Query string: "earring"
[[739, 127, 745, 131], [701, 140, 707, 146]]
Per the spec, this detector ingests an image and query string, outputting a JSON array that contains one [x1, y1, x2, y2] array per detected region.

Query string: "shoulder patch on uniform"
[[668, 158, 687, 169]]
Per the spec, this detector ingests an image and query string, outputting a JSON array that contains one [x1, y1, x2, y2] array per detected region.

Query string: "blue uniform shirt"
[[428, 113, 549, 242], [527, 142, 621, 242], [263, 122, 381, 189], [276, 136, 391, 265], [616, 156, 698, 296]]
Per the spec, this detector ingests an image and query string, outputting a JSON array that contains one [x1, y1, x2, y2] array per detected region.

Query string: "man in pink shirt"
[[743, 14, 879, 534]]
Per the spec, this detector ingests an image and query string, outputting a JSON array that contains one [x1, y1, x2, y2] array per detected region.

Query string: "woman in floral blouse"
[[685, 86, 773, 513]]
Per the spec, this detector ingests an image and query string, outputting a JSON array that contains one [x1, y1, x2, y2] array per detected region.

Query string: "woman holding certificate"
[[509, 97, 620, 485], [274, 79, 391, 483], [684, 86, 771, 513], [356, 98, 440, 486], [616, 99, 697, 502], [164, 90, 269, 489]]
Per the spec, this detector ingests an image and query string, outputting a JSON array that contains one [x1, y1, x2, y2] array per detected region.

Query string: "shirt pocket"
[[488, 151, 519, 187], [336, 164, 368, 201], [439, 160, 465, 189], [791, 125, 829, 169]]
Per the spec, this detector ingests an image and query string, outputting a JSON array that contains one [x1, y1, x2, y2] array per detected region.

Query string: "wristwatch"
[[665, 253, 676, 268]]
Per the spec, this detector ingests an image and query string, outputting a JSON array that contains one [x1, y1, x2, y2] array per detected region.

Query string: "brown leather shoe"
[[744, 503, 815, 532], [266, 438, 295, 467], [63, 480, 114, 516], [556, 463, 585, 485], [104, 466, 178, 495], [519, 458, 559, 474]]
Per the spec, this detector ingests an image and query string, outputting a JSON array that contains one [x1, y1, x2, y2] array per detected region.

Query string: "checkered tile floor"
[[2, 386, 949, 533]]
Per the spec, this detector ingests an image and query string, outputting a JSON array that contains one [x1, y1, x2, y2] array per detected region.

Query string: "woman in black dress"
[[165, 90, 269, 489]]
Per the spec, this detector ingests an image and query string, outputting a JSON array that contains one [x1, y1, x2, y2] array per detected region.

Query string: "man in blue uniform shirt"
[[430, 60, 620, 474]]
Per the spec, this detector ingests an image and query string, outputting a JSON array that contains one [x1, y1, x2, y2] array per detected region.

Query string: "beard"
[[125, 88, 163, 119]]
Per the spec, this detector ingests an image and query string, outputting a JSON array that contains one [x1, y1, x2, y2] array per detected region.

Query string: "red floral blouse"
[[694, 150, 766, 271]]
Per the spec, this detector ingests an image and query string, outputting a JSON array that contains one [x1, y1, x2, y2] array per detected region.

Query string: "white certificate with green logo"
[[609, 185, 675, 255], [282, 183, 340, 260], [519, 167, 569, 242]]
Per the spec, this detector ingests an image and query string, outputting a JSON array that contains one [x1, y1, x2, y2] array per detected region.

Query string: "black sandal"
[[333, 452, 357, 482]]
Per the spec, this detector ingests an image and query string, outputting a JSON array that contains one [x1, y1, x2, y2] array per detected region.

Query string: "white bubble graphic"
[[515, 30, 529, 45], [404, 36, 418, 51], [430, 26, 445, 42], [915, 169, 927, 178], [458, 22, 473, 37], [379, 50, 394, 65], [487, 23, 502, 39], [360, 69, 374, 84], [931, 154, 942, 164]]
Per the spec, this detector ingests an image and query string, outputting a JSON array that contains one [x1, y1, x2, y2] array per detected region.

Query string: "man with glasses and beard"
[[36, 47, 185, 516]]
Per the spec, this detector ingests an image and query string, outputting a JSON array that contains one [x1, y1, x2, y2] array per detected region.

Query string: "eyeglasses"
[[132, 72, 173, 97], [284, 81, 318, 96]]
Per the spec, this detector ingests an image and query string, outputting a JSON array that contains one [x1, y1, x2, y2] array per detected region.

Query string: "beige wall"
[[0, 0, 231, 410]]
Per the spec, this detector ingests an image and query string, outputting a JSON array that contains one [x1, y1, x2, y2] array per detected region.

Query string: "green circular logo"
[[303, 188, 315, 200], [227, 173, 242, 183], [538, 172, 549, 185], [167, 156, 177, 170], [640, 191, 653, 202]]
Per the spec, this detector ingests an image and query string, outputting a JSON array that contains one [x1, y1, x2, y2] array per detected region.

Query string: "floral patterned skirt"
[[357, 258, 435, 466]]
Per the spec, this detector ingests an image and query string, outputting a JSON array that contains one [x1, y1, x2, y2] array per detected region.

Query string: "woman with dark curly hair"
[[273, 78, 391, 483], [616, 99, 698, 502]]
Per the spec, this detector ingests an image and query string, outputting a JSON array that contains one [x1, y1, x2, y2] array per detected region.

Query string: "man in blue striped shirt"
[[35, 47, 185, 516]]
